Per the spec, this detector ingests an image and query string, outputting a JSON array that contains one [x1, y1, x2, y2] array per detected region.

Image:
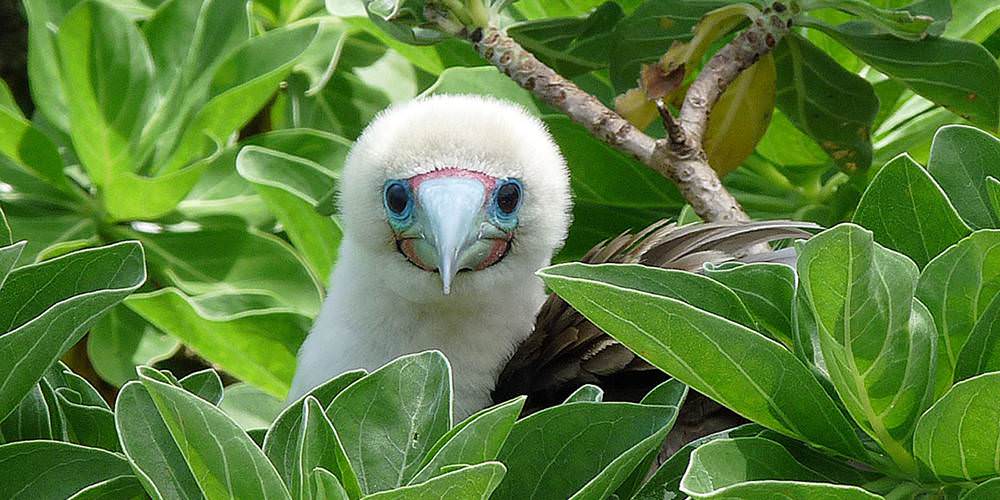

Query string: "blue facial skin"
[[383, 177, 523, 294]]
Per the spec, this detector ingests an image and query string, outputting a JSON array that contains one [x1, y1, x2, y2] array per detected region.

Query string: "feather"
[[493, 218, 819, 451]]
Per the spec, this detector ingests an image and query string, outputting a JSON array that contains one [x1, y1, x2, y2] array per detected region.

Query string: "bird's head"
[[339, 94, 572, 301]]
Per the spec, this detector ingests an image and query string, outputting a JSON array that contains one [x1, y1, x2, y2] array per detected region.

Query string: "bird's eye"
[[384, 181, 411, 218], [495, 180, 522, 215]]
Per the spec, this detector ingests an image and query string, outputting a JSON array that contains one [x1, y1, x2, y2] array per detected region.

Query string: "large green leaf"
[[773, 34, 879, 173], [853, 154, 971, 267], [236, 131, 351, 279], [55, 388, 119, 451], [137, 372, 292, 499], [266, 372, 366, 500], [410, 397, 525, 484], [926, 125, 1000, 230], [545, 116, 683, 261], [963, 477, 1000, 499], [680, 437, 881, 499], [57, 0, 155, 187], [507, 2, 624, 77], [0, 242, 145, 421], [492, 401, 679, 500], [325, 351, 452, 494], [218, 383, 285, 430], [916, 230, 1000, 391], [284, 397, 360, 500], [3, 210, 95, 266], [66, 476, 146, 500], [23, 0, 85, 131], [0, 106, 68, 190], [420, 66, 540, 113], [913, 372, 1000, 481], [954, 294, 1000, 380], [797, 224, 934, 472], [127, 288, 309, 398], [0, 378, 61, 443], [0, 441, 133, 500], [538, 263, 868, 459], [87, 305, 178, 387], [704, 262, 797, 348], [161, 23, 319, 173], [945, 0, 1000, 42], [815, 23, 1000, 130], [115, 380, 203, 500], [363, 462, 506, 500], [178, 369, 224, 406], [133, 225, 323, 316]]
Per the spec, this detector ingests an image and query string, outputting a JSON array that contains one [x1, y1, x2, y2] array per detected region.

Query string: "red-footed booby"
[[289, 95, 814, 428]]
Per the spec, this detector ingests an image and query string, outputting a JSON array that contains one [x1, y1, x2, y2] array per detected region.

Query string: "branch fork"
[[461, 2, 792, 223]]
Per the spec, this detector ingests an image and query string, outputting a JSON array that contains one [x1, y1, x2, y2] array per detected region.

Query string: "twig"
[[460, 4, 791, 223]]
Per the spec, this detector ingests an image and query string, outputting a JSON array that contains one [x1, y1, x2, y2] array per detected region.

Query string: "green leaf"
[[537, 263, 868, 459], [326, 351, 452, 494], [507, 2, 624, 77], [284, 397, 361, 500], [127, 288, 308, 398], [916, 230, 1000, 392], [963, 477, 1000, 499], [103, 150, 220, 222], [87, 305, 178, 387], [926, 125, 1000, 229], [797, 224, 933, 472], [55, 389, 119, 451], [57, 0, 155, 187], [138, 372, 292, 499], [814, 23, 1000, 130], [66, 476, 146, 500], [115, 380, 203, 500], [134, 225, 323, 316], [853, 154, 971, 267], [944, 0, 1000, 42], [363, 462, 507, 500], [632, 424, 770, 500], [218, 382, 285, 430], [607, 0, 728, 92], [311, 468, 350, 500], [913, 372, 1000, 481], [0, 204, 10, 246], [236, 132, 351, 278], [563, 384, 604, 403], [23, 0, 85, 131], [954, 294, 1000, 380], [0, 441, 133, 500], [3, 211, 95, 266], [420, 66, 540, 114], [681, 438, 880, 499], [492, 401, 678, 500], [704, 262, 797, 348], [162, 23, 319, 172], [410, 397, 525, 484], [773, 34, 879, 173], [0, 238, 23, 289], [0, 106, 68, 189], [0, 242, 145, 421], [265, 370, 366, 495], [539, 263, 757, 329], [0, 378, 61, 443], [178, 369, 223, 405]]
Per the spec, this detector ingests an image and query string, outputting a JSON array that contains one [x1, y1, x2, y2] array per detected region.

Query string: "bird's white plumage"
[[288, 95, 572, 418]]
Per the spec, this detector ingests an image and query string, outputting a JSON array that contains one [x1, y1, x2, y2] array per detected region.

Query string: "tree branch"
[[462, 4, 790, 223]]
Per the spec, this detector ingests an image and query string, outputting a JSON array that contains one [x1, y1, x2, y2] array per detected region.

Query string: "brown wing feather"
[[493, 219, 818, 452]]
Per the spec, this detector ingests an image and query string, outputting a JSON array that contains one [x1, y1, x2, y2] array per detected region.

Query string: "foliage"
[[1, 0, 1000, 498], [537, 126, 1000, 497]]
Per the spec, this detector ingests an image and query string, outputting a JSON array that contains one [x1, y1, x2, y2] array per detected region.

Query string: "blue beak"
[[416, 177, 486, 294]]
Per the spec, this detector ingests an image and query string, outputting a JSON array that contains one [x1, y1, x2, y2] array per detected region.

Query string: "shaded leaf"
[[179, 369, 223, 405], [87, 305, 178, 387], [853, 154, 970, 267], [364, 462, 506, 500], [927, 125, 1000, 229], [704, 262, 797, 348], [538, 263, 868, 459], [326, 351, 452, 494], [0, 441, 133, 500], [219, 382, 285, 430], [773, 34, 878, 173], [563, 385, 604, 404], [913, 372, 1000, 481]]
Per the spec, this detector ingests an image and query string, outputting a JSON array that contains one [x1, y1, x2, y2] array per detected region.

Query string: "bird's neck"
[[306, 237, 548, 417]]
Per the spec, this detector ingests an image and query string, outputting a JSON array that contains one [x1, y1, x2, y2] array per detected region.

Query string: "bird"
[[288, 94, 816, 431]]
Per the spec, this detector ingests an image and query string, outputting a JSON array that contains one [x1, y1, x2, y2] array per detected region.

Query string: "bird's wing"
[[493, 219, 818, 452]]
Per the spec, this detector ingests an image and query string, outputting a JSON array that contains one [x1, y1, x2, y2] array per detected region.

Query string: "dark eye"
[[384, 182, 411, 217], [496, 180, 521, 215]]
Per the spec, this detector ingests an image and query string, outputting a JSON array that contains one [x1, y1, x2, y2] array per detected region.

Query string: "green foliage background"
[[1, 0, 1000, 498]]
